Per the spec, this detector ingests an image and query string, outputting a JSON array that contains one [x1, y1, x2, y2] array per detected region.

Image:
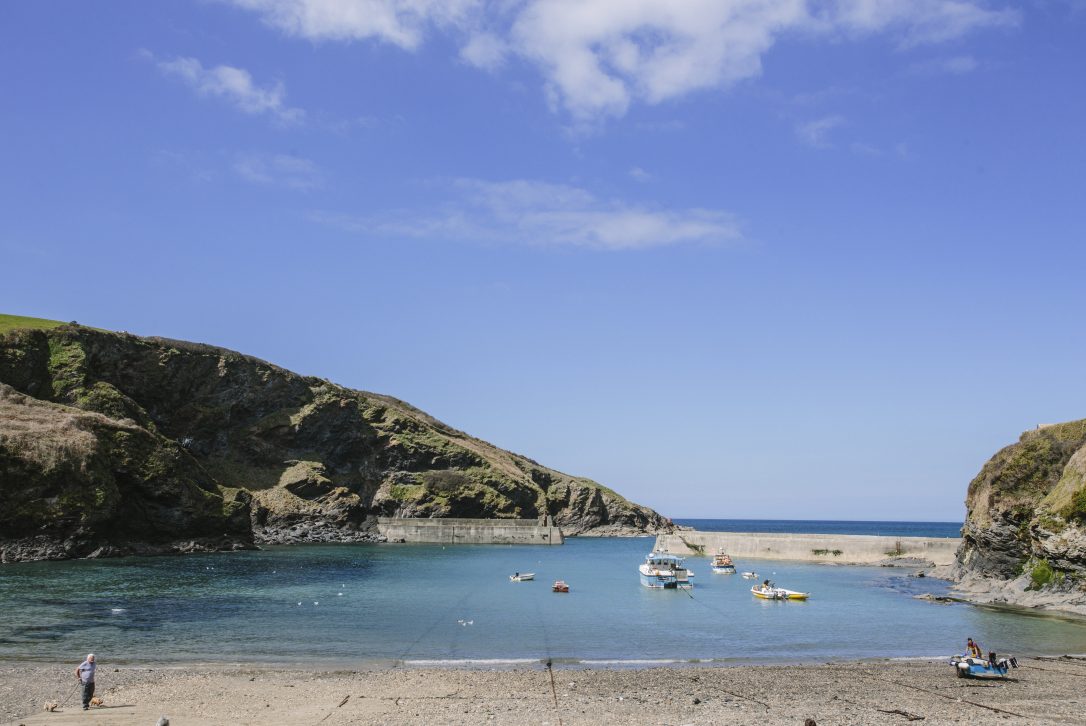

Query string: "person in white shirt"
[[75, 653, 96, 710]]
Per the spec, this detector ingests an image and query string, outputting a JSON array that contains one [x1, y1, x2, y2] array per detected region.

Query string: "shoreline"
[[5, 658, 1086, 725]]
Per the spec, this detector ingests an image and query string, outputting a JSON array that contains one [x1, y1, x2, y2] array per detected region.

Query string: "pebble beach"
[[4, 658, 1086, 726]]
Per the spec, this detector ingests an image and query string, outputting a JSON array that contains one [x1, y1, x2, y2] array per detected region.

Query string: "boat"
[[509, 572, 535, 582], [950, 653, 1018, 679], [638, 552, 693, 589], [741, 571, 758, 579], [552, 580, 570, 593], [710, 550, 736, 574], [751, 582, 809, 600]]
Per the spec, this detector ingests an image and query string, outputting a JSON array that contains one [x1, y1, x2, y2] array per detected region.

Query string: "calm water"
[[675, 519, 962, 538], [3, 537, 1085, 667]]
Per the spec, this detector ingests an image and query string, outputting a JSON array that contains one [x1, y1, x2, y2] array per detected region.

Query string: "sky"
[[2, 1, 1085, 522]]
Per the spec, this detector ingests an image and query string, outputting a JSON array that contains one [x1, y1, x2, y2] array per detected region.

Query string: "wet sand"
[[3, 658, 1086, 725]]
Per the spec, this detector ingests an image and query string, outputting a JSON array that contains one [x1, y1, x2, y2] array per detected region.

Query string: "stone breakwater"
[[377, 517, 564, 545], [655, 531, 960, 566]]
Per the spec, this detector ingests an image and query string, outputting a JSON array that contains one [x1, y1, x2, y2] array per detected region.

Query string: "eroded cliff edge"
[[952, 419, 1086, 615], [0, 323, 673, 562]]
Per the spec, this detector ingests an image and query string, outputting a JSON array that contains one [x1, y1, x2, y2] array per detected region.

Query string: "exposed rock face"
[[953, 419, 1086, 615], [0, 324, 672, 561]]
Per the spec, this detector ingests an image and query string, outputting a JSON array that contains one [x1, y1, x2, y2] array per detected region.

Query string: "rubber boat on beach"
[[639, 552, 693, 589], [751, 582, 809, 600], [509, 572, 534, 582], [950, 653, 1018, 679], [710, 550, 736, 574]]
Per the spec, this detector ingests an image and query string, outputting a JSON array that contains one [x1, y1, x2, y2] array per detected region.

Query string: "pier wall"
[[654, 531, 960, 565], [376, 517, 564, 545]]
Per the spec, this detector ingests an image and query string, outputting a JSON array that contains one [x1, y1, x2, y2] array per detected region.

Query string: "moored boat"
[[510, 572, 535, 582], [751, 581, 809, 600], [710, 550, 736, 574], [552, 580, 570, 593], [639, 552, 693, 589], [741, 571, 758, 579]]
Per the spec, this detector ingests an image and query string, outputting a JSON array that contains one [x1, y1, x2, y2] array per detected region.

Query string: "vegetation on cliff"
[[955, 418, 1086, 608], [0, 314, 672, 561]]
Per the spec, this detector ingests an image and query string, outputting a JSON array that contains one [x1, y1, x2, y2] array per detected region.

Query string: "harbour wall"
[[376, 517, 564, 545], [654, 531, 960, 566]]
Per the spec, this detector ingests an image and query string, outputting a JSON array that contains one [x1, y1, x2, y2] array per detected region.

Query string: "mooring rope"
[[857, 673, 1025, 718]]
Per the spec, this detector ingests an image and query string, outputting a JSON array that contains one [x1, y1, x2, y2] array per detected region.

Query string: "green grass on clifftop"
[[0, 313, 68, 334]]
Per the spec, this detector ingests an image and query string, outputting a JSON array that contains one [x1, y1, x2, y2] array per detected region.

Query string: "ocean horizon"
[[674, 519, 963, 539]]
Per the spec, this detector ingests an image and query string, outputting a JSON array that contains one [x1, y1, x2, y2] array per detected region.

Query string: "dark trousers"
[[81, 681, 95, 708]]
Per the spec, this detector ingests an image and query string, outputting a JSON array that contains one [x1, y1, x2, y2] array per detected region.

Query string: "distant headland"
[[0, 314, 673, 562]]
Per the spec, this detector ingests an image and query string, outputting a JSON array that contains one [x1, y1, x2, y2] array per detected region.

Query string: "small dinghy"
[[751, 582, 809, 600], [950, 653, 1017, 679], [741, 571, 758, 579], [552, 580, 570, 593], [509, 572, 535, 582]]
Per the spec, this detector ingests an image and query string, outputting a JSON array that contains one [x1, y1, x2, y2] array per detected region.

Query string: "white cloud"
[[226, 0, 1019, 122], [796, 115, 845, 148], [628, 166, 652, 182], [234, 153, 323, 189], [229, 0, 480, 50], [314, 178, 740, 250], [156, 55, 304, 123]]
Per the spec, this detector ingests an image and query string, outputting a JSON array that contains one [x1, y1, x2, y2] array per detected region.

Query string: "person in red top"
[[966, 638, 983, 658]]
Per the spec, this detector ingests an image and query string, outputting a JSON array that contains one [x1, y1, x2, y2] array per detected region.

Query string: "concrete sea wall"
[[376, 517, 564, 545], [654, 531, 960, 566]]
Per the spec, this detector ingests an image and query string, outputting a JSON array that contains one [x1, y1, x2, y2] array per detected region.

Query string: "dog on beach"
[[89, 696, 104, 707], [43, 702, 58, 712]]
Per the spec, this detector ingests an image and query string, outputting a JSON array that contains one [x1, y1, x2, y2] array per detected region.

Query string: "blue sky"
[[2, 1, 1084, 521]]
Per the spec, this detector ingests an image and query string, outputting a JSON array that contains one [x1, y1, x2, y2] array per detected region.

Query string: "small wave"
[[403, 658, 540, 666], [578, 659, 685, 665], [110, 608, 127, 614]]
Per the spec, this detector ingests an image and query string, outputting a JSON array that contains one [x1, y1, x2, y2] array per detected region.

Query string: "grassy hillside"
[[0, 313, 69, 335]]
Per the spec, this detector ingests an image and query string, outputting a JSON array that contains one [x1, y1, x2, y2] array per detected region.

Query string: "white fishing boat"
[[741, 571, 758, 579], [509, 572, 535, 582], [710, 550, 736, 574], [639, 552, 693, 589]]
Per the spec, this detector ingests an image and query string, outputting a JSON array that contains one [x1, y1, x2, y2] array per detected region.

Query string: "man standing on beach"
[[75, 653, 96, 710]]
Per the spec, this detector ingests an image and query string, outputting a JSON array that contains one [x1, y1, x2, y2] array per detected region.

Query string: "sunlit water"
[[3, 538, 1085, 667]]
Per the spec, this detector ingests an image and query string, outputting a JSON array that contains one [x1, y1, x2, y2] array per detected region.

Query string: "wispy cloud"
[[233, 153, 322, 189], [313, 178, 741, 251], [226, 0, 1020, 123], [628, 167, 653, 183], [796, 115, 846, 148], [151, 52, 304, 123], [908, 54, 980, 75]]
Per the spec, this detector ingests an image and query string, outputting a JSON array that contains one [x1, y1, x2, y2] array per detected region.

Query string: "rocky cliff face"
[[953, 419, 1086, 614], [0, 323, 672, 561]]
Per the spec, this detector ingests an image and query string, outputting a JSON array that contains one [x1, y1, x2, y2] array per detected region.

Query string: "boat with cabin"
[[639, 552, 693, 589], [552, 580, 570, 593], [710, 550, 736, 574]]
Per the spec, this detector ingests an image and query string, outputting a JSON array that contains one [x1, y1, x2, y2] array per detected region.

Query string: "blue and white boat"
[[950, 653, 1018, 679], [638, 552, 693, 589]]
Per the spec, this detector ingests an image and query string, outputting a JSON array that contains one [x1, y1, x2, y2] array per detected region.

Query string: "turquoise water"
[[3, 538, 1085, 667], [675, 519, 962, 538]]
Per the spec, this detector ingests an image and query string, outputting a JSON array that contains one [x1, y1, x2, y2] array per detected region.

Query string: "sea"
[[3, 521, 1085, 668]]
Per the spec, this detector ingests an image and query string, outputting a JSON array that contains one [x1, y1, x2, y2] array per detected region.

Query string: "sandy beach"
[[3, 658, 1086, 726]]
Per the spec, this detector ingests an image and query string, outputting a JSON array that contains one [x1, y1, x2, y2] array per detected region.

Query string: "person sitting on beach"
[[75, 653, 96, 710], [966, 638, 982, 658]]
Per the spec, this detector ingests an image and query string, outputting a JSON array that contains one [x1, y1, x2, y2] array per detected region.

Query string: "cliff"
[[0, 317, 673, 562], [953, 419, 1086, 615]]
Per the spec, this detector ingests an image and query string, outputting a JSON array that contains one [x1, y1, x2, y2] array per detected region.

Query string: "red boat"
[[552, 580, 570, 593]]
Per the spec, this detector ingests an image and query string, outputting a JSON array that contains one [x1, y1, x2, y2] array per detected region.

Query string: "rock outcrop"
[[0, 322, 672, 561], [953, 419, 1086, 615]]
